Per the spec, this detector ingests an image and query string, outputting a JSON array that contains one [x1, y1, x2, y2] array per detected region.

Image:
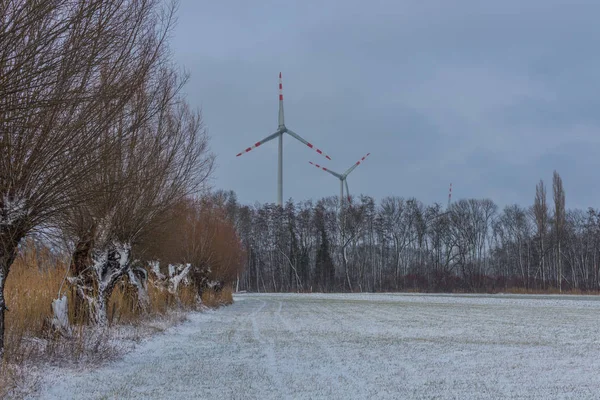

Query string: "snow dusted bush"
[[141, 196, 245, 300]]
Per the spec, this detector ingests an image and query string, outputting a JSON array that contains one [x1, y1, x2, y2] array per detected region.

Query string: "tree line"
[[225, 171, 600, 294]]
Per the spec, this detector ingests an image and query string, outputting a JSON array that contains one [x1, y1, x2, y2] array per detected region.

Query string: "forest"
[[227, 171, 600, 294]]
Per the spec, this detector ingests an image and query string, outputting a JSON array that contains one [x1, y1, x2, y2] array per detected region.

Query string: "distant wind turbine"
[[236, 73, 331, 206], [308, 153, 370, 208]]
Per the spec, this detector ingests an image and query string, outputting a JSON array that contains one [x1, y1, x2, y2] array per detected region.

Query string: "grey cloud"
[[171, 0, 600, 210]]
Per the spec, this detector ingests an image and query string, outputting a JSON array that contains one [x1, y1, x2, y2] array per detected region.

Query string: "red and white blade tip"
[[279, 73, 284, 101], [355, 152, 370, 165], [309, 161, 328, 171], [236, 141, 262, 157]]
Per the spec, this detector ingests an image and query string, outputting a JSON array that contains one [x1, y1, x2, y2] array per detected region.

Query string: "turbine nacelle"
[[308, 152, 371, 205]]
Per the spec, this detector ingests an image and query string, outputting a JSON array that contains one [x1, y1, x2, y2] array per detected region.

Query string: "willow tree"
[[65, 62, 214, 325], [0, 0, 171, 354]]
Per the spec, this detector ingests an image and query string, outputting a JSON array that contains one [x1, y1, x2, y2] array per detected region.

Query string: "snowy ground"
[[31, 293, 600, 399]]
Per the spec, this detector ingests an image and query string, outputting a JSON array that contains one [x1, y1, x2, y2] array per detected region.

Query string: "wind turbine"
[[236, 73, 332, 206], [308, 153, 370, 208]]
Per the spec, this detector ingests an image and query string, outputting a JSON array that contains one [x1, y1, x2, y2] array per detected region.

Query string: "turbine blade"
[[235, 131, 281, 157], [286, 129, 332, 160], [308, 161, 341, 178], [278, 72, 285, 128], [343, 152, 371, 176]]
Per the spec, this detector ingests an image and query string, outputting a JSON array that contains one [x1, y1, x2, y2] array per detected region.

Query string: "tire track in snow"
[[248, 299, 291, 399], [318, 299, 425, 391], [275, 298, 371, 397]]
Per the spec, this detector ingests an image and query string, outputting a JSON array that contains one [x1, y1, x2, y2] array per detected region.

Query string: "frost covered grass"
[[31, 292, 600, 399]]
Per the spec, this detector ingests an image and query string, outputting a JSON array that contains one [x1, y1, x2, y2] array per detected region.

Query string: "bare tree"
[[533, 179, 548, 288], [553, 171, 565, 292], [494, 205, 532, 287], [338, 197, 369, 291], [0, 0, 175, 353], [65, 67, 214, 325], [233, 177, 600, 294], [379, 197, 413, 289]]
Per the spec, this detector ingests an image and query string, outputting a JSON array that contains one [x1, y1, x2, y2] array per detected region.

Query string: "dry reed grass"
[[0, 240, 234, 398], [201, 286, 233, 307], [502, 286, 600, 295], [3, 240, 68, 362], [109, 278, 198, 325]]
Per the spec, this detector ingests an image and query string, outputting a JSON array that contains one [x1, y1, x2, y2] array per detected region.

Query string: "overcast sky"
[[170, 0, 600, 210]]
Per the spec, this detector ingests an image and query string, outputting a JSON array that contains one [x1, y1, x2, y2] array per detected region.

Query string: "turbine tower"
[[236, 73, 331, 206], [309, 153, 370, 208]]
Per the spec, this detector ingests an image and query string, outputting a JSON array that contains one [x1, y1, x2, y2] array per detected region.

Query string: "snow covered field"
[[32, 293, 600, 399]]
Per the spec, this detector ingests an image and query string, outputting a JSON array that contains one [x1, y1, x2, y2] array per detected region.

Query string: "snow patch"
[[50, 296, 72, 337], [167, 263, 191, 294], [149, 261, 164, 280]]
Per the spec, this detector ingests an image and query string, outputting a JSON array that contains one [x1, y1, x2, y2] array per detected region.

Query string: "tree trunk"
[[70, 241, 132, 326], [541, 236, 546, 289], [128, 266, 150, 311], [70, 231, 96, 324], [394, 237, 400, 290], [0, 260, 9, 356], [255, 254, 260, 293], [558, 242, 562, 292], [92, 292, 110, 327], [343, 245, 352, 292], [0, 230, 21, 356]]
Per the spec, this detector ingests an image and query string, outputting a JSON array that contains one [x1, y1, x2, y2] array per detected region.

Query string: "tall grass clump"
[[3, 240, 67, 362], [201, 286, 234, 308]]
